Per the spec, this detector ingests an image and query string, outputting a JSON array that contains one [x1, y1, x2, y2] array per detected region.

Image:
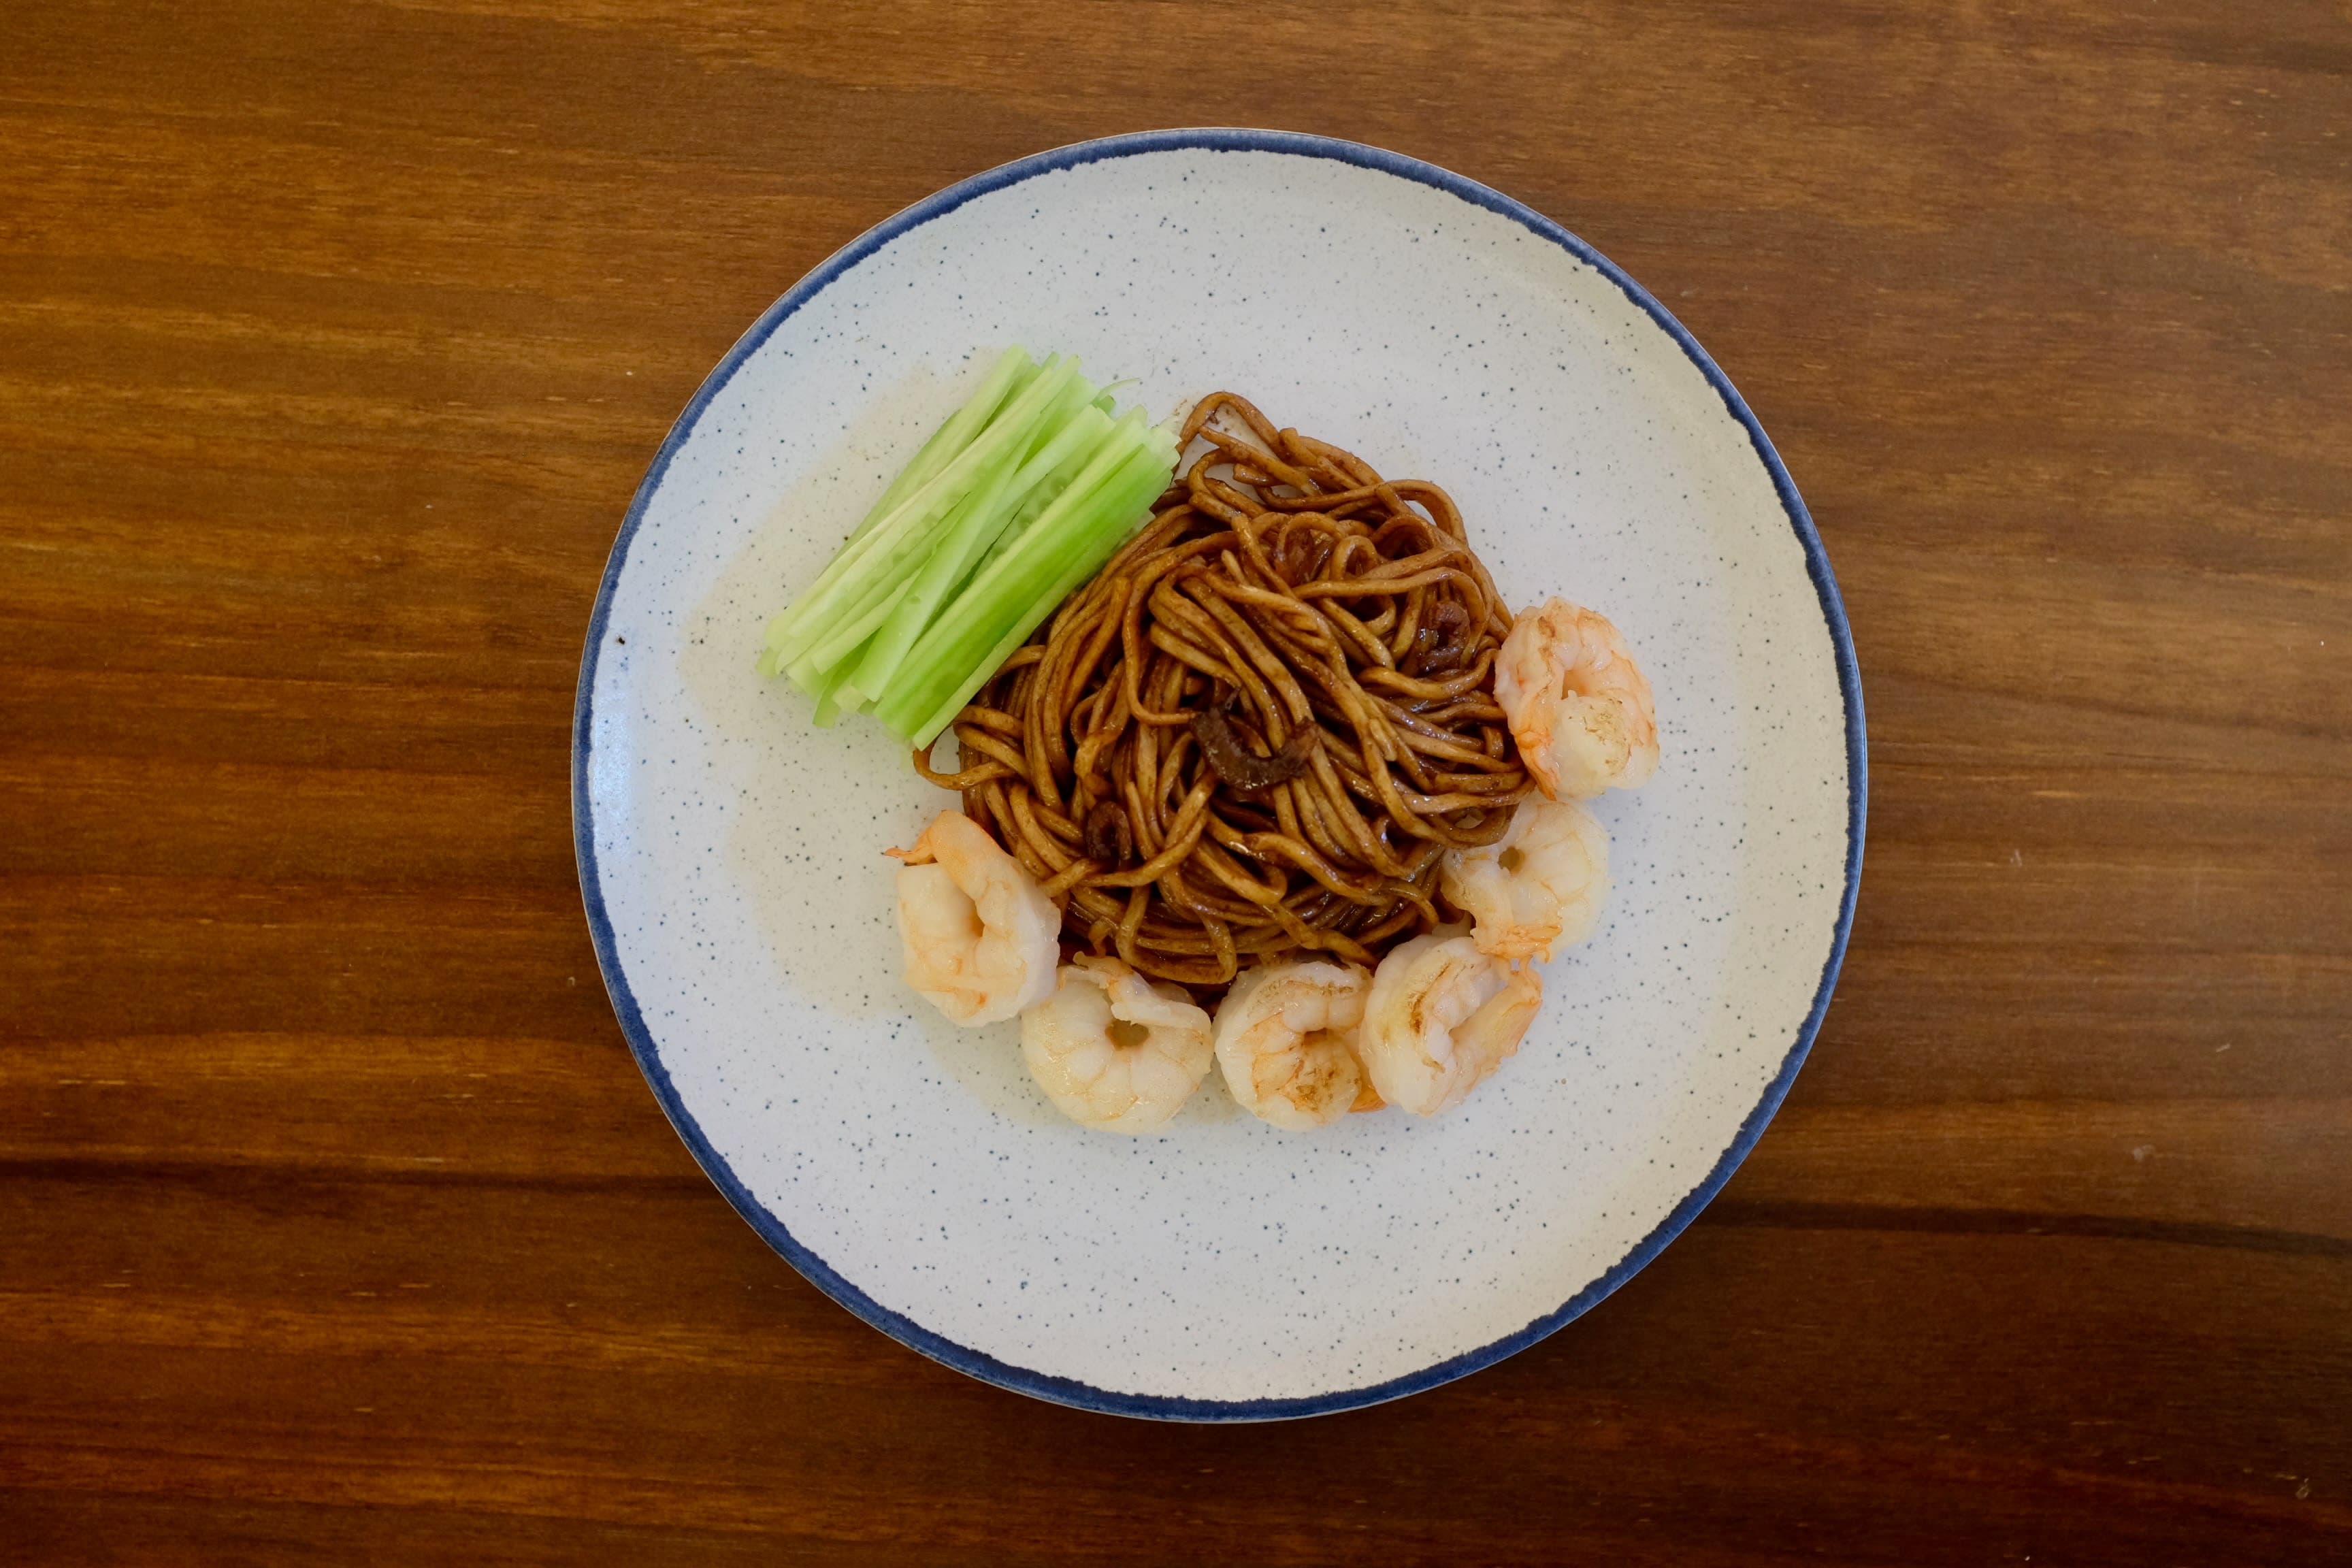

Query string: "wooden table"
[[5, 3, 2347, 1562]]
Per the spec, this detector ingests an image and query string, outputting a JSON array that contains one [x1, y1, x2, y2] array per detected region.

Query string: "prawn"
[[1440, 795, 1610, 962], [1213, 960, 1380, 1130], [889, 810, 1060, 1026], [1357, 928, 1543, 1116], [1494, 599, 1658, 800], [1021, 955, 1215, 1132]]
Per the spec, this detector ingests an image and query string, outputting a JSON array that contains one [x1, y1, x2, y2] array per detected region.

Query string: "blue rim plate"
[[574, 128, 1865, 1420]]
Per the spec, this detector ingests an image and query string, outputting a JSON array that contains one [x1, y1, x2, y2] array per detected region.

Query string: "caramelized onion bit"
[[1191, 708, 1318, 793], [1083, 800, 1134, 867]]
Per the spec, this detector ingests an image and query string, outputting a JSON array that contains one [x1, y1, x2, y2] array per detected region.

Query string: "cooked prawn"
[[889, 809, 1059, 1026], [1495, 599, 1658, 800], [1213, 960, 1379, 1130], [1440, 795, 1610, 962], [1020, 955, 1215, 1132], [1357, 928, 1543, 1116]]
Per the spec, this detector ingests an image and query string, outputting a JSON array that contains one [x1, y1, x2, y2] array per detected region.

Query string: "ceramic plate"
[[574, 129, 1864, 1420]]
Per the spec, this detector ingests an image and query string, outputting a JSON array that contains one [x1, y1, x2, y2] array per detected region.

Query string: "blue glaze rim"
[[572, 129, 1867, 1422]]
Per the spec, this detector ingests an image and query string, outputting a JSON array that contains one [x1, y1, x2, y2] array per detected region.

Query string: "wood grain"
[[3, 0, 2347, 1561]]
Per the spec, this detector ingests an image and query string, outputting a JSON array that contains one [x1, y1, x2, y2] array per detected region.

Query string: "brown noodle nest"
[[914, 391, 1532, 990]]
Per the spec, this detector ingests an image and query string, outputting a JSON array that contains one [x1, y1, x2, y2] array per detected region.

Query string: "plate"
[[574, 129, 1864, 1420]]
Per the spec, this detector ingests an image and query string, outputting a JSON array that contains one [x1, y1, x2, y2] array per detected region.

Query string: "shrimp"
[[1020, 955, 1215, 1133], [889, 810, 1059, 1026], [1494, 598, 1659, 800], [1440, 795, 1610, 962], [1213, 960, 1379, 1130], [1357, 928, 1543, 1117]]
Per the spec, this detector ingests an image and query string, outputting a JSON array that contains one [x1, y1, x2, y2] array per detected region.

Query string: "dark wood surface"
[[5, 2, 2348, 1563]]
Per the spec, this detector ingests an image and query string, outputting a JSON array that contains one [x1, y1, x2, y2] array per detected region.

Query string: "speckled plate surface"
[[574, 129, 1864, 1420]]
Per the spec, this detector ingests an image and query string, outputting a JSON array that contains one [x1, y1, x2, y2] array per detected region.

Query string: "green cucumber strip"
[[756, 346, 1187, 749], [855, 346, 1032, 536], [875, 431, 1168, 736], [900, 451, 1173, 747], [975, 410, 1115, 578], [809, 663, 860, 728], [764, 476, 961, 666], [846, 396, 1115, 702], [761, 352, 1030, 655], [798, 570, 917, 676], [765, 356, 1081, 659], [838, 442, 1026, 700], [781, 564, 915, 690], [783, 361, 1092, 688], [872, 414, 1152, 714]]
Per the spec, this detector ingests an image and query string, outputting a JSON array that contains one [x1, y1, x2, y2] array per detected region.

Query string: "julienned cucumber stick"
[[758, 349, 1178, 747]]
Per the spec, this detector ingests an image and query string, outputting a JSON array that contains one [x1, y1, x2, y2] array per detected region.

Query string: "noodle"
[[913, 392, 1532, 990]]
